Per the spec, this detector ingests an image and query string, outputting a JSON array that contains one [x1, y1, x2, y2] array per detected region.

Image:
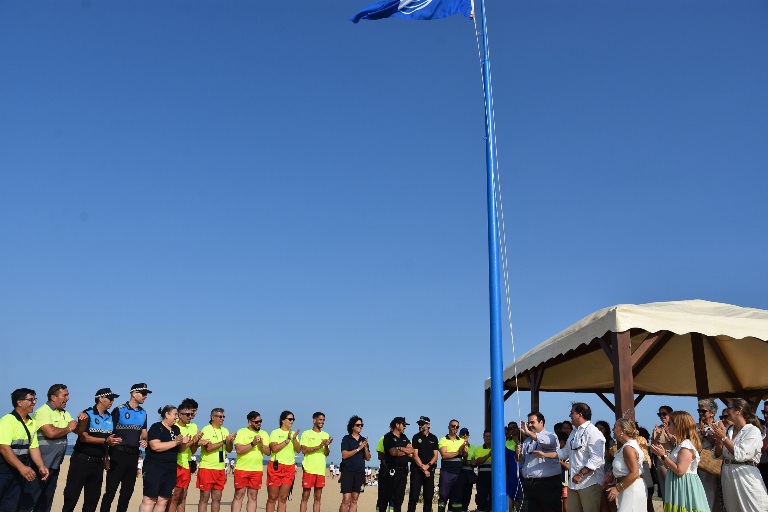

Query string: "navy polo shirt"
[[383, 431, 411, 468]]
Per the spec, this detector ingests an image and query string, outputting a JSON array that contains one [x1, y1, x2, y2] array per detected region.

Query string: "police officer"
[[407, 416, 438, 512], [100, 383, 150, 512], [61, 388, 122, 512], [382, 417, 414, 512]]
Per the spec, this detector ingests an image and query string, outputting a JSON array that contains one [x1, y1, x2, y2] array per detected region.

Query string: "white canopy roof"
[[487, 299, 768, 397]]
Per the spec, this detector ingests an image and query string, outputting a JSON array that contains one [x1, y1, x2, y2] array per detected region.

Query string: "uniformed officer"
[[61, 388, 122, 512], [0, 388, 49, 512], [407, 416, 438, 512], [382, 417, 414, 512], [100, 383, 150, 512]]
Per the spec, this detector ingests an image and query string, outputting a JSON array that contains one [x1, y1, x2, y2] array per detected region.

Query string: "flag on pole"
[[350, 0, 472, 23]]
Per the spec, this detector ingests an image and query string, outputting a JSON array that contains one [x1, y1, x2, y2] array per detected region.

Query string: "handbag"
[[698, 448, 722, 477]]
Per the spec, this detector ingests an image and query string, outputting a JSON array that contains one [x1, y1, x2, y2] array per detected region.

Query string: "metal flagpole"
[[475, 0, 507, 510]]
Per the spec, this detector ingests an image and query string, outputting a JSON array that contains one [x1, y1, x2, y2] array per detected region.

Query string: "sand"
[[50, 457, 662, 511]]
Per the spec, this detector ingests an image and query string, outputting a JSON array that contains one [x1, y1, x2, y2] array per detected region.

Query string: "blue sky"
[[2, 0, 767, 451]]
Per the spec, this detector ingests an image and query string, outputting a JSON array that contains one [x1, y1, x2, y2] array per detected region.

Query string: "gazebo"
[[485, 299, 768, 424]]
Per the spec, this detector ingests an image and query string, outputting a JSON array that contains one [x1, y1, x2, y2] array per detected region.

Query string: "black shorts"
[[339, 471, 365, 494], [143, 465, 177, 499]]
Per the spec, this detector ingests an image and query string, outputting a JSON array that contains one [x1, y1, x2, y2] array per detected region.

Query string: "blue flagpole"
[[476, 0, 507, 510]]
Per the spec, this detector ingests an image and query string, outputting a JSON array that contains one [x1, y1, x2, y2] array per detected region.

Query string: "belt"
[[74, 452, 103, 464], [723, 458, 758, 466], [111, 445, 140, 455], [523, 474, 561, 483]]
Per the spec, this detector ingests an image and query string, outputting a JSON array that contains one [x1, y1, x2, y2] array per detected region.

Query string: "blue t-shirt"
[[340, 434, 366, 473], [73, 407, 114, 458]]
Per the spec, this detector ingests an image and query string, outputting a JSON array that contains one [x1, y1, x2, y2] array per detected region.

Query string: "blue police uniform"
[[100, 403, 147, 512], [61, 407, 115, 512]]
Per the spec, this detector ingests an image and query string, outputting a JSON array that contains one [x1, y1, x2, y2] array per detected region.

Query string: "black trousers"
[[100, 449, 139, 512], [407, 467, 435, 512], [62, 456, 104, 512], [386, 467, 408, 512], [475, 472, 491, 512], [519, 475, 561, 512], [18, 467, 60, 512], [459, 471, 475, 511], [377, 464, 391, 512]]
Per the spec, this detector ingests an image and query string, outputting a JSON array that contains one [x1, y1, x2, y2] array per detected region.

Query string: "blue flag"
[[350, 0, 473, 23]]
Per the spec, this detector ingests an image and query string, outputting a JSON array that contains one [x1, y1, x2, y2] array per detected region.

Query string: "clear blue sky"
[[2, 0, 767, 451]]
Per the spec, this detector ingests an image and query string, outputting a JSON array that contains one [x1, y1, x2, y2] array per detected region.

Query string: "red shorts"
[[267, 462, 296, 487], [234, 469, 263, 490], [196, 468, 226, 491], [176, 466, 191, 488], [302, 473, 325, 489]]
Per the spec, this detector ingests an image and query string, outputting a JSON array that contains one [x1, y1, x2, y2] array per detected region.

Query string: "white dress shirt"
[[557, 420, 605, 490]]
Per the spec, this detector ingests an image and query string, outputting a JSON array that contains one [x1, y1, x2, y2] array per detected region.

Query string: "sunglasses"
[[286, 417, 295, 422], [696, 409, 708, 414], [214, 415, 225, 419], [657, 412, 669, 417], [719, 415, 728, 420], [449, 424, 459, 429], [180, 412, 194, 417], [252, 419, 262, 423]]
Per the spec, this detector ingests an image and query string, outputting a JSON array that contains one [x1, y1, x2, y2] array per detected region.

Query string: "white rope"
[[472, 9, 523, 429]]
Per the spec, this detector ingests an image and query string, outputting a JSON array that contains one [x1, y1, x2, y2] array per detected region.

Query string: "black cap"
[[416, 416, 431, 426], [459, 428, 470, 436], [130, 383, 152, 394], [95, 388, 119, 400], [390, 417, 410, 428]]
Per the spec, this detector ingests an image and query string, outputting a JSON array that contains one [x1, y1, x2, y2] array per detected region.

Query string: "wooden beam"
[[634, 393, 647, 407], [598, 332, 612, 359], [705, 336, 744, 393], [612, 330, 635, 420], [631, 332, 662, 367], [691, 333, 710, 397], [597, 392, 616, 413], [633, 331, 675, 378], [504, 389, 514, 400]]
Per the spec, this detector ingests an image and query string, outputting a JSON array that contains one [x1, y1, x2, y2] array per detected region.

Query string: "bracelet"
[[721, 437, 727, 442], [616, 483, 623, 492], [660, 454, 667, 460]]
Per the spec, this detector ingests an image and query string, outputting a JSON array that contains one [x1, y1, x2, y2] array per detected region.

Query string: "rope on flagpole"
[[472, 8, 524, 508]]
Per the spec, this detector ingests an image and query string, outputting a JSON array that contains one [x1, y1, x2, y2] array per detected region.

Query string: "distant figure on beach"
[[232, 411, 270, 512], [168, 398, 202, 512], [101, 383, 151, 512], [196, 408, 235, 512], [266, 411, 301, 512], [300, 412, 332, 512], [339, 415, 371, 512], [61, 387, 121, 512], [18, 384, 77, 512]]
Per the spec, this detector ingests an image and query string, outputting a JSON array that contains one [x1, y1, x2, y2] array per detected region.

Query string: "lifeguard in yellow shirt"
[[232, 411, 270, 512]]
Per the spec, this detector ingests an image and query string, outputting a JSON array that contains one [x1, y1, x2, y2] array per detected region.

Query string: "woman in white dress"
[[606, 418, 647, 512], [711, 398, 768, 512]]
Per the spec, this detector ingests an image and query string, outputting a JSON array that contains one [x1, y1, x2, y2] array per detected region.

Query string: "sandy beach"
[[51, 457, 663, 511], [53, 458, 378, 511]]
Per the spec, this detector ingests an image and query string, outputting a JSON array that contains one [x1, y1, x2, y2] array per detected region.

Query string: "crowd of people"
[[1, 385, 768, 512]]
